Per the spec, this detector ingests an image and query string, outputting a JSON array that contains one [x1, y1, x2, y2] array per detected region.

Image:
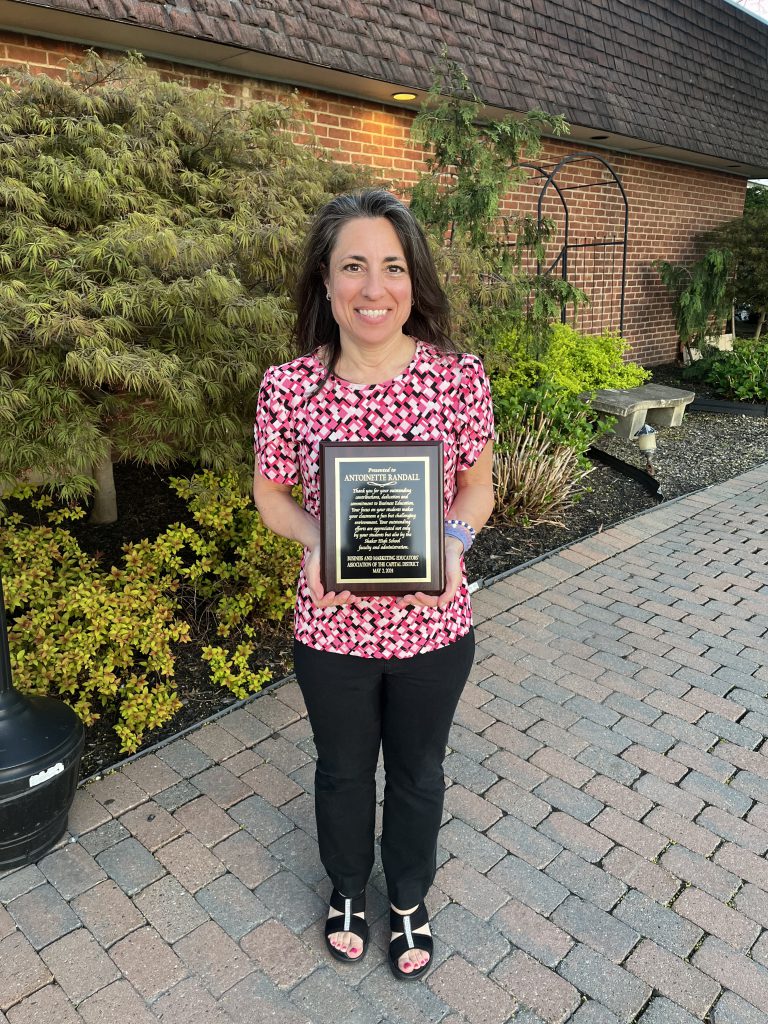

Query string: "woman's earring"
[[326, 292, 331, 301]]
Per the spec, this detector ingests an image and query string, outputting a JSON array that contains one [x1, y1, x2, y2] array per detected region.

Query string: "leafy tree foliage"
[[0, 53, 368, 521], [703, 210, 768, 341], [408, 56, 585, 354], [745, 183, 768, 213]]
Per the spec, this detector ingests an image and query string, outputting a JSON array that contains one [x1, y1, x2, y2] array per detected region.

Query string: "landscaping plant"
[[0, 468, 301, 751], [703, 209, 768, 342], [407, 57, 608, 527], [698, 338, 768, 403], [408, 55, 585, 351], [492, 404, 595, 527], [0, 53, 370, 523], [654, 250, 734, 362], [745, 183, 768, 213], [480, 321, 650, 524], [123, 470, 302, 700], [544, 324, 650, 394], [0, 493, 188, 753]]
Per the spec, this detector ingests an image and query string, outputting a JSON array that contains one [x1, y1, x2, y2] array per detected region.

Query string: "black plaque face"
[[320, 442, 444, 596]]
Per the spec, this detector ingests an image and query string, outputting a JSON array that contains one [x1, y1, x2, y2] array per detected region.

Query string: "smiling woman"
[[252, 189, 495, 981], [323, 217, 414, 378]]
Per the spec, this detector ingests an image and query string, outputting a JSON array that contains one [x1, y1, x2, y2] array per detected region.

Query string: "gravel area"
[[593, 410, 768, 499]]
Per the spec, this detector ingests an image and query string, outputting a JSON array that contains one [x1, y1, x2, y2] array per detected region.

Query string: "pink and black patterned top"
[[254, 340, 494, 659]]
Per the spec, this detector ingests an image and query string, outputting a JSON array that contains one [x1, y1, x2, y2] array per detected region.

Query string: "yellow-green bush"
[[125, 470, 301, 634], [122, 470, 302, 702], [0, 501, 188, 754], [200, 641, 273, 702], [481, 321, 649, 397], [545, 324, 650, 394], [1, 471, 302, 753]]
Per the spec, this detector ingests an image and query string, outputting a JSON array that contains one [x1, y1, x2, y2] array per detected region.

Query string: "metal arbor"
[[519, 152, 629, 336]]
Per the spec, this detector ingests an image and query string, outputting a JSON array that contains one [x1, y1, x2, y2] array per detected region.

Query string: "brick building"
[[2, 0, 767, 364]]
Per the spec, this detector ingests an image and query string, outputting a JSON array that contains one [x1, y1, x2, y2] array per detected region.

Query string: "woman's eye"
[[342, 262, 362, 272]]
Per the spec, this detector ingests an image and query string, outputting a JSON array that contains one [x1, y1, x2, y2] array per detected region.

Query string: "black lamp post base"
[[0, 798, 72, 871], [0, 690, 84, 871]]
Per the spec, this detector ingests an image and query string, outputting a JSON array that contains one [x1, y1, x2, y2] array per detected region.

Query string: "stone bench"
[[582, 384, 695, 438]]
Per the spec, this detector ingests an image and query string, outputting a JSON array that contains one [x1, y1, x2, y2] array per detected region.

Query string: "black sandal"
[[388, 902, 434, 981], [324, 889, 368, 963]]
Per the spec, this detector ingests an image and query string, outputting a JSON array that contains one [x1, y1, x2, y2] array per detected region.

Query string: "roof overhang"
[[1, 0, 763, 179]]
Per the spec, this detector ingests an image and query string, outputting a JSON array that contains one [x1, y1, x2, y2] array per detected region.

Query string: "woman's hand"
[[396, 537, 464, 611], [305, 543, 354, 608]]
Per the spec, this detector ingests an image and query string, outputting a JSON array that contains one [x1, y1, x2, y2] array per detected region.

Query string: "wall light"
[[392, 92, 417, 101]]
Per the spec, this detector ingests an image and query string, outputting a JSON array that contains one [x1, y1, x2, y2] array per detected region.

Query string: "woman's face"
[[324, 216, 413, 352]]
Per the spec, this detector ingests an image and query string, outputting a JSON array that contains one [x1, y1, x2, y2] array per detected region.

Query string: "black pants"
[[293, 629, 474, 909]]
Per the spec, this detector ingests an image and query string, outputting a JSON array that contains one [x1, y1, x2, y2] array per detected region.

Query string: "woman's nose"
[[361, 271, 386, 298]]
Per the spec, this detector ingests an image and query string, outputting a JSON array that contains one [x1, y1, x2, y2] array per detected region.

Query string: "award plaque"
[[320, 441, 444, 596]]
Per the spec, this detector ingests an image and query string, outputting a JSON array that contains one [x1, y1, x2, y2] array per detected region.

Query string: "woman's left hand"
[[396, 537, 464, 610]]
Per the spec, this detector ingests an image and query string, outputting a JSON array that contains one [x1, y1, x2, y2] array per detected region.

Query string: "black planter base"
[[0, 690, 84, 871], [0, 802, 70, 871]]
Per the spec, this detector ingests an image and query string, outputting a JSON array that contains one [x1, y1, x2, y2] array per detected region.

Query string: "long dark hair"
[[294, 190, 454, 375]]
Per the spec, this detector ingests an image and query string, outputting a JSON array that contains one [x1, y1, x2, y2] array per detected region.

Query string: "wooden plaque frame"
[[319, 441, 444, 596]]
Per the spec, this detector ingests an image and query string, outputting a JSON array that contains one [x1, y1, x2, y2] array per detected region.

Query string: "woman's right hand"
[[305, 544, 354, 608]]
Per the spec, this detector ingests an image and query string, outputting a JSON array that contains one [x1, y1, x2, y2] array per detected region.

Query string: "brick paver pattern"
[[1, 464, 767, 1024]]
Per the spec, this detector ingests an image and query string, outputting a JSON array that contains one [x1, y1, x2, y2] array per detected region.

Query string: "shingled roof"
[[12, 0, 768, 171]]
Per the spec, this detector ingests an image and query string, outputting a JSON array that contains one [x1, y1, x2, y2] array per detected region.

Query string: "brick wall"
[[0, 30, 747, 366]]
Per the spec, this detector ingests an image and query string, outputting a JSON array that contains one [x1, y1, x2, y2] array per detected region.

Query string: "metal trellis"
[[520, 152, 629, 335]]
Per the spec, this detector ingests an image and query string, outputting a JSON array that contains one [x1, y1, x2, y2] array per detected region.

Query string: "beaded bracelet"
[[445, 518, 476, 553]]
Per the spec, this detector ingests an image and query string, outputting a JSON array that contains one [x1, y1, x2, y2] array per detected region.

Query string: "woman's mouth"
[[356, 309, 389, 319]]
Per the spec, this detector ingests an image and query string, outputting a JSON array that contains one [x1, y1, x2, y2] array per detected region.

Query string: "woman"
[[253, 189, 494, 980]]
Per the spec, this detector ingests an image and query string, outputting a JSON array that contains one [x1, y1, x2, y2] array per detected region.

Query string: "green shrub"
[[0, 496, 187, 753], [491, 374, 601, 457], [0, 53, 373, 523], [680, 349, 721, 384], [654, 250, 733, 360], [1, 469, 302, 751], [480, 320, 649, 397], [481, 320, 640, 526], [544, 324, 650, 394], [200, 642, 273, 702], [123, 470, 302, 701], [489, 364, 603, 526], [701, 339, 768, 402], [124, 470, 301, 633]]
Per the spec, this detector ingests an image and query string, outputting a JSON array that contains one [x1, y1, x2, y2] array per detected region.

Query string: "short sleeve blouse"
[[254, 340, 494, 659]]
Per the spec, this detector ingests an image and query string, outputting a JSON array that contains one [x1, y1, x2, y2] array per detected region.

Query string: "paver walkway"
[[2, 463, 768, 1024]]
